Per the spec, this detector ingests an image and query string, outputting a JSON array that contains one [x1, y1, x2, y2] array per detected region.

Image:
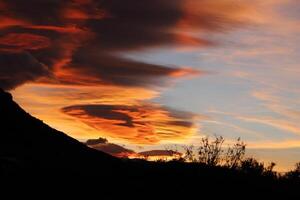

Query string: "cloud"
[[85, 137, 137, 158], [89, 143, 137, 158], [248, 90, 300, 136], [0, 0, 252, 90], [0, 51, 51, 90], [238, 116, 300, 136], [139, 150, 182, 158], [62, 103, 199, 144], [85, 137, 183, 159], [0, 33, 51, 52], [85, 137, 108, 145], [57, 51, 201, 87]]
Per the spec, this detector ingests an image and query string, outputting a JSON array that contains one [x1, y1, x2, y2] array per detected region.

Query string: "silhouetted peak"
[[0, 88, 118, 173], [0, 88, 13, 103]]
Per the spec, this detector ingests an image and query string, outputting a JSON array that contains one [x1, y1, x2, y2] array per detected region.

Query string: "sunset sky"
[[1, 0, 300, 171]]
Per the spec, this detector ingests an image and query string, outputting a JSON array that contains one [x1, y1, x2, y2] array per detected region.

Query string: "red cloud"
[[0, 33, 51, 52]]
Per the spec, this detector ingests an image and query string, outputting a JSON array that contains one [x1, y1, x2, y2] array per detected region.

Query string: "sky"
[[0, 0, 300, 171]]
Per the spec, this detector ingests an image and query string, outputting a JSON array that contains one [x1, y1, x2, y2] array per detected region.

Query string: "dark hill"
[[0, 88, 299, 198], [0, 88, 120, 175]]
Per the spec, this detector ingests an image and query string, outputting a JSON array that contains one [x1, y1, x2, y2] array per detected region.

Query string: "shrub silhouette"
[[181, 135, 280, 179], [183, 145, 196, 162], [264, 162, 277, 178], [197, 136, 224, 166], [224, 137, 246, 169], [240, 158, 265, 175], [182, 136, 246, 167], [285, 162, 300, 180]]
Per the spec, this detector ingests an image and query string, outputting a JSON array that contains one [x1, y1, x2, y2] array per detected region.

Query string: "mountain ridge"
[[0, 88, 120, 175]]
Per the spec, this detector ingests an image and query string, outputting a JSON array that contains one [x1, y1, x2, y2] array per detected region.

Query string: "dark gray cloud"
[[85, 137, 182, 159], [86, 137, 108, 146], [86, 137, 136, 157], [0, 0, 248, 90], [0, 51, 50, 90], [63, 104, 136, 127]]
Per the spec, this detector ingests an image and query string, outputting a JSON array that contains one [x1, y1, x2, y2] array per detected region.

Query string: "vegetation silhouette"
[[0, 88, 299, 198], [179, 136, 275, 174]]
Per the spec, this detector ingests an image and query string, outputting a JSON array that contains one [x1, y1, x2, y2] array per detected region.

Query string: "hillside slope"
[[0, 89, 120, 175]]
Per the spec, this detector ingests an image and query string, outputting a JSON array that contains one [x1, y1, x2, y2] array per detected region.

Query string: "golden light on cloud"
[[179, 0, 261, 30], [62, 103, 199, 144], [169, 67, 203, 78], [12, 83, 200, 144]]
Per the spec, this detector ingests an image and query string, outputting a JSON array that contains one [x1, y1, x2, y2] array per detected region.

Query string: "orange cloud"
[[139, 150, 182, 160], [178, 0, 256, 30], [169, 67, 203, 78], [62, 0, 106, 20], [62, 103, 199, 144], [0, 17, 27, 29], [64, 8, 92, 20], [27, 25, 84, 34], [11, 84, 188, 142]]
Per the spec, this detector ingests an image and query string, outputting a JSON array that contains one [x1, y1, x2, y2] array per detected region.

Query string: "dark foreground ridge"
[[0, 88, 299, 198]]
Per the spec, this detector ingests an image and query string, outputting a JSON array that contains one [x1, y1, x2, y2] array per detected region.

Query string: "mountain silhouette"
[[0, 88, 120, 176], [0, 88, 299, 198]]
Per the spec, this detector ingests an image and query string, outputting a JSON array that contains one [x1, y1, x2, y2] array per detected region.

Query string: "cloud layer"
[[2, 0, 253, 144]]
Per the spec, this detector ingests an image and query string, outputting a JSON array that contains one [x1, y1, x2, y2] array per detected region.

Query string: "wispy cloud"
[[248, 90, 300, 136]]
